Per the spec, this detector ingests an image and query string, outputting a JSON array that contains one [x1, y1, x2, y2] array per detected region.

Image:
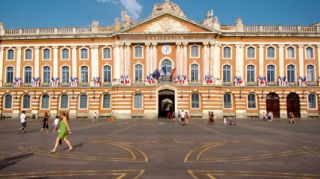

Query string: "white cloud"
[[97, 0, 142, 20]]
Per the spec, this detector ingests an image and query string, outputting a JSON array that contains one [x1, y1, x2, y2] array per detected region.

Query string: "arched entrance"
[[266, 93, 280, 118], [158, 89, 175, 118], [287, 93, 301, 118]]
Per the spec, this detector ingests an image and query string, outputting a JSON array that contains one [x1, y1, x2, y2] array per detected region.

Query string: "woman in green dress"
[[51, 112, 73, 153]]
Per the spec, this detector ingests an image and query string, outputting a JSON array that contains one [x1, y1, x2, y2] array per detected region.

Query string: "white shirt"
[[54, 118, 59, 125], [20, 113, 26, 123], [180, 111, 186, 118]]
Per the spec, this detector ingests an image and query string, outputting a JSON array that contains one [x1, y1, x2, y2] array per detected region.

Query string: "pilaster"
[[298, 44, 304, 77], [213, 43, 221, 80], [202, 42, 209, 80], [91, 46, 99, 79], [34, 46, 40, 78], [235, 44, 244, 77], [176, 42, 182, 76], [152, 42, 158, 70], [209, 42, 215, 76], [113, 43, 120, 80], [125, 43, 131, 78], [53, 46, 58, 78], [72, 46, 77, 78], [16, 47, 22, 78], [182, 42, 188, 75], [258, 44, 264, 77], [119, 43, 124, 76], [279, 44, 285, 77], [0, 47, 3, 86], [146, 42, 151, 75], [318, 45, 320, 77]]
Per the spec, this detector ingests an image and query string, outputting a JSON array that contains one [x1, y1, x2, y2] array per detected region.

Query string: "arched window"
[[223, 65, 231, 82], [287, 47, 295, 58], [191, 64, 199, 82], [135, 64, 143, 82], [224, 93, 232, 108], [62, 48, 69, 59], [267, 47, 275, 59], [248, 93, 256, 108], [103, 65, 112, 83], [223, 46, 231, 58], [23, 95, 31, 109], [80, 48, 88, 59], [79, 94, 88, 109], [103, 94, 111, 108], [307, 65, 315, 82], [41, 94, 50, 109], [267, 65, 275, 82], [25, 49, 32, 60], [161, 59, 172, 75], [62, 66, 69, 83], [306, 47, 314, 59], [103, 48, 111, 59], [43, 48, 50, 59], [287, 65, 295, 82], [191, 45, 199, 58], [4, 94, 12, 109], [60, 94, 68, 109], [6, 67, 14, 83], [247, 47, 255, 58], [7, 49, 14, 60], [134, 93, 142, 109], [191, 93, 200, 108], [247, 65, 255, 82], [43, 66, 51, 83], [24, 66, 32, 83], [80, 66, 88, 83], [308, 93, 317, 109], [134, 45, 143, 58]]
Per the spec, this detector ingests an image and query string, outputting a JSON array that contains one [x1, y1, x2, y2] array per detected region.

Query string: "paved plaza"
[[0, 118, 320, 179]]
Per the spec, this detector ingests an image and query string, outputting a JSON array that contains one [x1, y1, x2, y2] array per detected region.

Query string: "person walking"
[[288, 112, 296, 124], [41, 112, 49, 133], [19, 111, 27, 133], [51, 112, 73, 153], [180, 110, 186, 124], [184, 112, 190, 126], [53, 115, 59, 132]]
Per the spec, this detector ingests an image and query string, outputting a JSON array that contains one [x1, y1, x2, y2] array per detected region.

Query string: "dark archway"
[[287, 93, 301, 118], [266, 93, 280, 118], [158, 90, 175, 118]]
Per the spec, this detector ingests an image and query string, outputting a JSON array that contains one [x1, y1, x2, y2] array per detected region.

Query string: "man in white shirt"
[[20, 111, 27, 133], [180, 110, 186, 123]]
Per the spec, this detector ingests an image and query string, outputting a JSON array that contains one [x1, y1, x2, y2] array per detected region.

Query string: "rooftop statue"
[[203, 10, 220, 30], [151, 0, 186, 18], [121, 10, 134, 29]]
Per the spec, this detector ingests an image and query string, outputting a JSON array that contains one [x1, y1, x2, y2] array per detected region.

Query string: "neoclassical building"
[[0, 0, 319, 119]]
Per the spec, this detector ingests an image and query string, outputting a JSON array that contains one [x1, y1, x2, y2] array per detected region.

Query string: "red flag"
[[170, 68, 176, 81]]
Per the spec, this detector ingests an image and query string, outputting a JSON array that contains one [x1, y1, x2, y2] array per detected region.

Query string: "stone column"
[[16, 47, 22, 78], [145, 42, 151, 75], [259, 44, 264, 77], [318, 45, 320, 77], [72, 46, 77, 78], [152, 42, 158, 70], [209, 42, 215, 77], [91, 46, 99, 86], [213, 43, 221, 81], [125, 43, 131, 78], [235, 44, 244, 77], [113, 43, 120, 80], [0, 47, 3, 86], [279, 44, 285, 77], [182, 42, 188, 75], [176, 42, 182, 76], [34, 46, 40, 78], [298, 44, 304, 78], [53, 46, 58, 78], [119, 43, 124, 76], [202, 42, 209, 82]]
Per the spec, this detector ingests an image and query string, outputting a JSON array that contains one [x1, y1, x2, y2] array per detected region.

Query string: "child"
[[53, 116, 59, 132]]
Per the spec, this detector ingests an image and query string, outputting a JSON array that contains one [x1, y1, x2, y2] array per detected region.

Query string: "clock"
[[161, 45, 172, 55]]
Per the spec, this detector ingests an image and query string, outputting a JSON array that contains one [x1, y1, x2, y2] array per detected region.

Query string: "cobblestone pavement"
[[0, 118, 319, 179]]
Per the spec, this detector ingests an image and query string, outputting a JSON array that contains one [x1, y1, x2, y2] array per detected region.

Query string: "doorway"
[[266, 93, 280, 118], [158, 90, 175, 118], [286, 92, 301, 118]]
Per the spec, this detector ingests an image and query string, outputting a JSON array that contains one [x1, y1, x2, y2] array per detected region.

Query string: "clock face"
[[162, 45, 172, 55]]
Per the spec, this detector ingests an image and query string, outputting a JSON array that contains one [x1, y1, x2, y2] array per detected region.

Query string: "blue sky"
[[0, 0, 319, 29]]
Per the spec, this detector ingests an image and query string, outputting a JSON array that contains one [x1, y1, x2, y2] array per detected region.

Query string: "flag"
[[170, 67, 176, 81], [152, 69, 161, 80]]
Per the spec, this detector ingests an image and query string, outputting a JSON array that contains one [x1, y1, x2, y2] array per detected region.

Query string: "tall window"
[[223, 46, 231, 58], [41, 94, 49, 109], [60, 94, 68, 109], [191, 64, 199, 82], [308, 93, 317, 109], [248, 94, 256, 108], [24, 66, 32, 83], [43, 66, 51, 83], [306, 65, 315, 82], [135, 64, 143, 82], [287, 65, 295, 82], [79, 94, 88, 109], [267, 47, 275, 59], [23, 95, 31, 109], [191, 93, 200, 108], [306, 47, 314, 59], [134, 45, 143, 58], [43, 48, 50, 59], [267, 65, 275, 82], [6, 67, 14, 83], [80, 48, 88, 59], [134, 93, 142, 109], [7, 49, 14, 60], [103, 65, 112, 83], [161, 59, 172, 75], [287, 47, 295, 58], [224, 93, 232, 108], [4, 95, 12, 109], [223, 65, 231, 82], [62, 66, 69, 83], [103, 48, 111, 59], [247, 65, 255, 82], [80, 66, 88, 83], [247, 47, 255, 58], [191, 45, 199, 58], [103, 94, 111, 108], [62, 48, 69, 59], [25, 49, 32, 60]]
